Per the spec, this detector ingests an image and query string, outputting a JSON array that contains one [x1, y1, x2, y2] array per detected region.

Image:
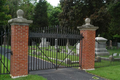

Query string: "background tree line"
[[0, 0, 120, 41]]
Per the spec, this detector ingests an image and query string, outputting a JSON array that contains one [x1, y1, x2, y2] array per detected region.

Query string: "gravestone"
[[55, 39, 58, 49], [76, 43, 80, 55], [61, 49, 66, 53], [39, 38, 50, 47], [117, 43, 120, 48], [95, 56, 101, 62], [113, 53, 117, 56], [66, 39, 70, 50], [67, 48, 75, 55], [64, 58, 71, 64], [109, 40, 113, 49], [95, 36, 109, 56], [109, 55, 114, 61], [119, 54, 120, 57]]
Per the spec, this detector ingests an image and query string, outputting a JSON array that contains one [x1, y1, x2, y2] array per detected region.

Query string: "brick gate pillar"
[[8, 9, 33, 78], [77, 18, 98, 70]]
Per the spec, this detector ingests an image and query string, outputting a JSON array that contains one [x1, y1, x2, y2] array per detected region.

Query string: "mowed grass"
[[87, 48, 120, 80], [108, 48, 120, 55], [0, 55, 10, 74], [0, 74, 47, 80], [29, 46, 80, 67], [29, 46, 79, 60], [0, 54, 46, 80], [95, 60, 120, 68], [87, 65, 120, 80]]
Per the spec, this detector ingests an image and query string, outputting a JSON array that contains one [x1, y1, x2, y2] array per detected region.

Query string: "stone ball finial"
[[85, 18, 91, 25], [17, 9, 24, 18]]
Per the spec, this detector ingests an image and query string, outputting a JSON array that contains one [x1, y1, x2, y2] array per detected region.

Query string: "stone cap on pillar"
[[77, 18, 99, 30], [8, 9, 33, 25]]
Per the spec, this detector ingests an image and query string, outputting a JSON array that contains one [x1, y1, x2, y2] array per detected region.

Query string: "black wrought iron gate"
[[0, 29, 11, 74], [28, 26, 83, 71]]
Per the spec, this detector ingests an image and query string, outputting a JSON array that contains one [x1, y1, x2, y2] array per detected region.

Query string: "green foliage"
[[6, 0, 35, 19], [48, 6, 62, 26], [0, 0, 11, 25], [109, 2, 120, 39], [33, 0, 48, 28], [59, 0, 109, 29], [113, 34, 120, 39], [19, 0, 35, 20], [0, 75, 47, 80]]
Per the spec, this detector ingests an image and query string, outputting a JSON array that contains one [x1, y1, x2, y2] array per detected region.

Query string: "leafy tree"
[[6, 0, 21, 18], [49, 5, 62, 26], [0, 0, 11, 26], [6, 0, 36, 19], [108, 2, 120, 40], [33, 0, 48, 28], [47, 2, 54, 25], [59, 0, 112, 30], [19, 0, 35, 20]]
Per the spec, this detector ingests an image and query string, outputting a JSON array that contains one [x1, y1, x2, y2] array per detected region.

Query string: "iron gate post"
[[8, 9, 33, 78], [77, 18, 99, 70]]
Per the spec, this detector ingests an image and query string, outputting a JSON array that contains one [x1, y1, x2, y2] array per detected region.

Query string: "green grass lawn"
[[87, 48, 120, 80], [0, 74, 47, 80], [87, 65, 120, 80], [94, 48, 120, 67], [29, 46, 80, 67], [29, 46, 78, 60], [108, 48, 120, 56], [0, 55, 10, 74], [0, 54, 47, 80]]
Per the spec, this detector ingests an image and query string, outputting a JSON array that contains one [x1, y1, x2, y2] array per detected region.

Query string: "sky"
[[46, 0, 60, 7]]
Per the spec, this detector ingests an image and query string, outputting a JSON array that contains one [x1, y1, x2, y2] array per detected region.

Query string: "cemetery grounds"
[[87, 48, 120, 80], [29, 45, 79, 67], [29, 45, 120, 80], [1, 46, 120, 80]]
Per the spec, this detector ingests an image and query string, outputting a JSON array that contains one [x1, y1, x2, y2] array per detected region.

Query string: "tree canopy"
[[32, 0, 49, 28], [48, 4, 62, 26], [1, 0, 120, 40], [0, 0, 11, 26], [59, 0, 112, 29], [6, 0, 35, 19], [108, 2, 120, 40]]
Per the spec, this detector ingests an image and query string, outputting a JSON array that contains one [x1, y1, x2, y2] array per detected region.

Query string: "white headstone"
[[39, 38, 50, 47], [119, 54, 120, 57], [118, 43, 120, 48], [55, 39, 58, 49], [76, 43, 80, 55], [67, 48, 75, 55], [113, 53, 117, 56], [95, 37, 109, 56]]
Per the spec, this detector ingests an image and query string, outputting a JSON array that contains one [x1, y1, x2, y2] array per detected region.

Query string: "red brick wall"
[[79, 30, 96, 70], [11, 25, 29, 77]]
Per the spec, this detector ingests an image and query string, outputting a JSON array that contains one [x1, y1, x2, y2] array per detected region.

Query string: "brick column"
[[8, 9, 33, 78], [78, 18, 98, 70]]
